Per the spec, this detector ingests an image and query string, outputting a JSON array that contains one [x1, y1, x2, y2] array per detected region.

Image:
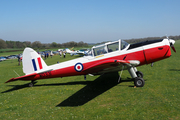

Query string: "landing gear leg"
[[128, 67, 145, 87], [128, 67, 137, 78]]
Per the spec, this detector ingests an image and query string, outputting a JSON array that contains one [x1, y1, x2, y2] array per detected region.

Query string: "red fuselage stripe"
[[37, 57, 43, 69]]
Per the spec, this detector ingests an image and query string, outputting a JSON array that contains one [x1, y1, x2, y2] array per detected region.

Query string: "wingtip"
[[5, 78, 15, 83]]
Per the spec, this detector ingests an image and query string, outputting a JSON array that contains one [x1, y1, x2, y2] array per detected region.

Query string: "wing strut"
[[118, 65, 124, 83]]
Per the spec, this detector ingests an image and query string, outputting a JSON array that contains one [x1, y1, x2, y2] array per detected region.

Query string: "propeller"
[[167, 36, 176, 53]]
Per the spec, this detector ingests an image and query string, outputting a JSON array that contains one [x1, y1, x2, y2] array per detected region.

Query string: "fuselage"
[[32, 39, 172, 80]]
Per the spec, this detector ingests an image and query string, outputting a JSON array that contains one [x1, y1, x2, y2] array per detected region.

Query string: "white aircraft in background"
[[65, 48, 89, 56]]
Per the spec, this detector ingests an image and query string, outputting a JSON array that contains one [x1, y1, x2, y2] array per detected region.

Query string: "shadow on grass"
[[1, 82, 37, 93], [169, 69, 180, 71], [2, 72, 135, 106], [56, 72, 134, 107]]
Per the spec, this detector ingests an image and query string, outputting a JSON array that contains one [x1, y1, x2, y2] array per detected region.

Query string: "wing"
[[71, 51, 85, 56], [76, 52, 85, 56], [83, 59, 140, 75]]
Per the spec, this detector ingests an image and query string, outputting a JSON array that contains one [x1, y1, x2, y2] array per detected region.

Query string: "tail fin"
[[22, 47, 48, 75]]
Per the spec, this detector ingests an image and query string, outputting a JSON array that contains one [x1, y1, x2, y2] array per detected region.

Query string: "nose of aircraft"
[[169, 39, 176, 53]]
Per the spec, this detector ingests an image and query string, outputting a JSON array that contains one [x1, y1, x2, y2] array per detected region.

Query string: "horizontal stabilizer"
[[36, 69, 53, 74], [5, 73, 37, 83]]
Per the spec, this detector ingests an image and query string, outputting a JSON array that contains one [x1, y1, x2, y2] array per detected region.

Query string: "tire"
[[136, 71, 143, 78], [29, 83, 34, 87], [134, 77, 145, 87]]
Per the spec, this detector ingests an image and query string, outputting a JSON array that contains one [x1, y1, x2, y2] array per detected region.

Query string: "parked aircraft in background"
[[65, 48, 77, 55], [6, 38, 176, 87], [65, 48, 89, 56], [0, 57, 6, 61]]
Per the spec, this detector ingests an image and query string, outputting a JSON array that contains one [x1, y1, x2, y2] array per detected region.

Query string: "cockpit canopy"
[[86, 39, 129, 56]]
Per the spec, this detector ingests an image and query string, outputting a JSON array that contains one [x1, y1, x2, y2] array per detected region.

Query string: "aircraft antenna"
[[118, 65, 124, 83], [13, 70, 20, 77]]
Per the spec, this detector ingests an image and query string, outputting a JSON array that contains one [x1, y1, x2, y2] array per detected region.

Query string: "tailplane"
[[65, 48, 71, 53], [22, 48, 48, 75]]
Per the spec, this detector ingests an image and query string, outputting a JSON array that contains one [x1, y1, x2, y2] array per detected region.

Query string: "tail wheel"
[[29, 82, 34, 87], [136, 71, 143, 78], [134, 77, 145, 87], [29, 80, 36, 87]]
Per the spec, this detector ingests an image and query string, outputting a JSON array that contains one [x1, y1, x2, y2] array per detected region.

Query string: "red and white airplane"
[[6, 38, 176, 87]]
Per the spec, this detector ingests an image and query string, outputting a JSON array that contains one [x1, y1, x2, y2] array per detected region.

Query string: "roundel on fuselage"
[[74, 63, 84, 72]]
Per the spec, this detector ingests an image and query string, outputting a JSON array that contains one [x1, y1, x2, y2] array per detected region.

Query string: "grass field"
[[0, 41, 180, 119]]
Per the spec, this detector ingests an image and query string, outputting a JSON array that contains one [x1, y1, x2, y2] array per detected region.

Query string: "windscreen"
[[121, 40, 129, 50]]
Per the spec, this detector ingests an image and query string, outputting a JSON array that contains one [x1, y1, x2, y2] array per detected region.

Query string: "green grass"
[[0, 41, 180, 119]]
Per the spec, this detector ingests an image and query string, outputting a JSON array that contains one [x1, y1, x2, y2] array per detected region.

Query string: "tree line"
[[0, 39, 88, 49], [0, 35, 180, 49], [93, 35, 180, 45], [124, 35, 180, 44]]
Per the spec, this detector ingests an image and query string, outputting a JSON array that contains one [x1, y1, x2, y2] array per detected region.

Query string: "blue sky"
[[0, 0, 180, 43]]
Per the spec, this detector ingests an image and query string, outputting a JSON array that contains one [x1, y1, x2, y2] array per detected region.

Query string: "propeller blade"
[[169, 39, 176, 53], [170, 44, 176, 53]]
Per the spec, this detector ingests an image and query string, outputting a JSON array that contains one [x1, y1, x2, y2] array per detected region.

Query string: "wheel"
[[136, 71, 143, 78], [134, 77, 145, 87], [29, 82, 34, 87], [29, 80, 36, 87]]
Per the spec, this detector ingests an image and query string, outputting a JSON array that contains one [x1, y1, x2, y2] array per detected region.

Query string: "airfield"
[[0, 41, 180, 119]]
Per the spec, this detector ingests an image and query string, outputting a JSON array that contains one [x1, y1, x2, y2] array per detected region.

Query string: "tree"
[[51, 42, 58, 47], [16, 41, 24, 48], [6, 41, 18, 48], [23, 41, 31, 47], [66, 41, 78, 47], [78, 41, 84, 47], [31, 41, 42, 48], [0, 39, 7, 49]]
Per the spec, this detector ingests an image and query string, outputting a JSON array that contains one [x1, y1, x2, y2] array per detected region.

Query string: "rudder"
[[22, 47, 48, 75]]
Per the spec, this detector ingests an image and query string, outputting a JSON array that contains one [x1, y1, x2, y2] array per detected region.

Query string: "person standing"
[[50, 51, 53, 58], [47, 52, 49, 58], [44, 52, 47, 59], [63, 51, 66, 58], [18, 54, 21, 65], [59, 50, 62, 58]]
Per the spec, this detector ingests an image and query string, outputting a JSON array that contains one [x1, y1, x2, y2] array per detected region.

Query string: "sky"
[[0, 0, 180, 43]]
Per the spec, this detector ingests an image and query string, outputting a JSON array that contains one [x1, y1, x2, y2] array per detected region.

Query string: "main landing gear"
[[128, 67, 145, 87], [134, 77, 145, 87]]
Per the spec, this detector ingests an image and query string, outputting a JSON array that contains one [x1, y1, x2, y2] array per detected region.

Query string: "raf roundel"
[[74, 63, 84, 72]]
